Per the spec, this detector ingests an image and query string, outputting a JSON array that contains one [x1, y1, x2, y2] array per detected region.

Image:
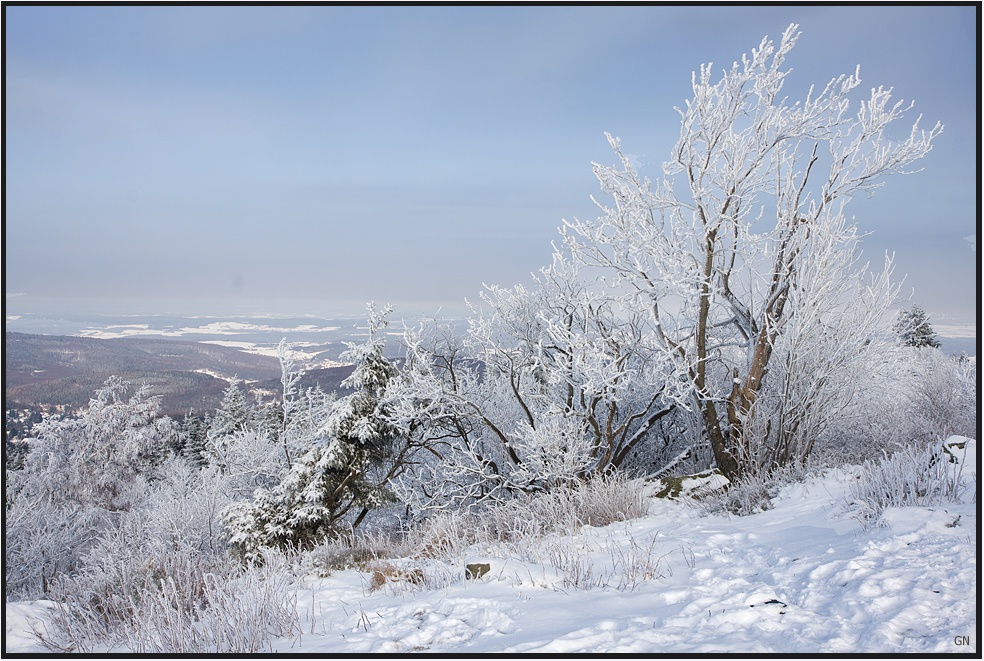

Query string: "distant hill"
[[4, 333, 354, 417]]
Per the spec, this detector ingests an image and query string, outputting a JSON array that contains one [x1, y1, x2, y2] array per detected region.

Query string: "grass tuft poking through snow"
[[845, 437, 976, 529], [31, 549, 300, 654]]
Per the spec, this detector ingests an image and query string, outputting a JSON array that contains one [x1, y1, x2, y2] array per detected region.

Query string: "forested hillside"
[[5, 333, 354, 417]]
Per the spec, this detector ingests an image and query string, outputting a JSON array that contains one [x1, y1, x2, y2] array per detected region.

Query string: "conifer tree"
[[223, 303, 402, 557], [893, 304, 942, 348], [205, 377, 258, 472], [179, 410, 209, 468], [209, 378, 254, 438]]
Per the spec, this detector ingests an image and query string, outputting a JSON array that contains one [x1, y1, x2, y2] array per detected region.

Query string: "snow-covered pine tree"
[[223, 303, 402, 558], [205, 377, 259, 472], [209, 377, 254, 438], [892, 304, 942, 348], [179, 410, 209, 468]]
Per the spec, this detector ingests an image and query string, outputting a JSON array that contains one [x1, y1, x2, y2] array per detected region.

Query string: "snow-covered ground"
[[6, 441, 977, 654]]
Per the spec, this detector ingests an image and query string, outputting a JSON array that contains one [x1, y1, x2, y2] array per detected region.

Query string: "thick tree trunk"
[[702, 398, 741, 481]]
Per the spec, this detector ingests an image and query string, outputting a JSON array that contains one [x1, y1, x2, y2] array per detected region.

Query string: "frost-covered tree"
[[205, 377, 260, 473], [223, 303, 403, 557], [209, 378, 254, 438], [14, 376, 177, 512], [892, 304, 941, 348], [270, 338, 304, 468], [179, 410, 209, 469], [5, 376, 178, 597], [560, 24, 940, 479], [388, 254, 689, 512]]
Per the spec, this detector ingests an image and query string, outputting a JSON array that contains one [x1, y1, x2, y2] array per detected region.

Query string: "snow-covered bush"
[[905, 349, 977, 442], [845, 438, 974, 529], [389, 272, 681, 513], [39, 548, 299, 654], [5, 377, 178, 599], [406, 471, 649, 561], [15, 376, 177, 513], [698, 461, 814, 516], [204, 427, 289, 500], [488, 471, 650, 537], [816, 346, 977, 467], [27, 455, 233, 646], [4, 496, 108, 600], [300, 529, 407, 578]]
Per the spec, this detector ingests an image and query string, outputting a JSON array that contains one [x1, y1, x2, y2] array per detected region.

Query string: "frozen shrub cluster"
[[39, 549, 299, 654], [407, 471, 649, 560], [300, 529, 406, 578], [486, 471, 649, 539], [5, 378, 178, 599], [697, 461, 815, 517], [817, 347, 977, 466], [844, 440, 974, 529]]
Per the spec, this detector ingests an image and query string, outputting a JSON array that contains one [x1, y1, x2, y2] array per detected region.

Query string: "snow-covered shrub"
[[905, 349, 976, 442], [40, 549, 299, 654], [388, 255, 685, 514], [122, 549, 299, 654], [18, 376, 177, 513], [817, 346, 977, 467], [405, 471, 649, 562], [204, 427, 287, 500], [845, 439, 973, 529], [491, 470, 649, 536], [701, 473, 775, 517], [698, 461, 814, 516], [30, 455, 235, 647], [4, 495, 108, 600], [5, 377, 178, 599], [300, 530, 404, 578]]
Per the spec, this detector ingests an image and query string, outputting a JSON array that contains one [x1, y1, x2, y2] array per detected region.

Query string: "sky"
[[4, 5, 978, 322]]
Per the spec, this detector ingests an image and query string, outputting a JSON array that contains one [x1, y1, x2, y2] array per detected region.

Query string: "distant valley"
[[5, 332, 355, 419]]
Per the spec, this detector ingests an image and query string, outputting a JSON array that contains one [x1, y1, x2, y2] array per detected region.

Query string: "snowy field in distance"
[[3, 298, 472, 363], [5, 298, 974, 358]]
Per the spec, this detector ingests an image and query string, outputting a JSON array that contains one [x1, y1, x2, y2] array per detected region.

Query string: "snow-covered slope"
[[6, 440, 977, 654]]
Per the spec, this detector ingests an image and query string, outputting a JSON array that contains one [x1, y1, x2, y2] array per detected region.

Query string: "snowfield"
[[6, 439, 977, 654]]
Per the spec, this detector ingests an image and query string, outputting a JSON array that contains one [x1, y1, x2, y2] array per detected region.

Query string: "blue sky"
[[4, 5, 978, 321]]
